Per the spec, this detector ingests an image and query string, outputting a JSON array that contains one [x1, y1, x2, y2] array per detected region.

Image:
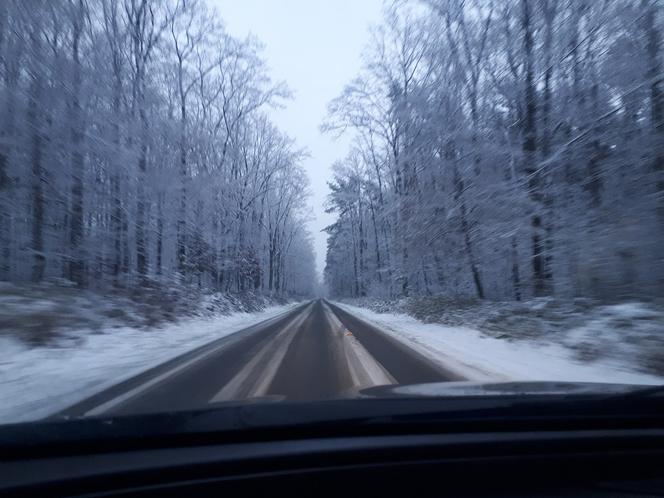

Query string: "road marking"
[[322, 302, 395, 388], [82, 305, 308, 416], [330, 301, 471, 382], [84, 351, 213, 416], [208, 303, 312, 403]]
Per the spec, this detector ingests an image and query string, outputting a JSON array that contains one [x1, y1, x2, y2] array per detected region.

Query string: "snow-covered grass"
[[0, 302, 298, 424], [0, 282, 300, 424], [0, 281, 290, 346], [335, 299, 664, 386]]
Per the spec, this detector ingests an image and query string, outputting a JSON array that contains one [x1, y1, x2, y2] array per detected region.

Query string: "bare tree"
[[324, 0, 664, 301], [0, 0, 316, 298]]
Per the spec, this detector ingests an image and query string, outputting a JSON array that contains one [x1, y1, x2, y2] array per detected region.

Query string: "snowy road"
[[60, 300, 456, 417]]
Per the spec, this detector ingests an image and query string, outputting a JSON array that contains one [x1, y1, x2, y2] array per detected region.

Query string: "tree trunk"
[[156, 192, 163, 276], [452, 159, 484, 299], [111, 86, 123, 283], [521, 0, 545, 296], [511, 235, 522, 301], [177, 107, 187, 276], [68, 4, 85, 286], [135, 118, 148, 277], [357, 194, 366, 296], [0, 5, 16, 280], [644, 1, 664, 219], [540, 0, 556, 290], [369, 198, 382, 283], [28, 24, 45, 283]]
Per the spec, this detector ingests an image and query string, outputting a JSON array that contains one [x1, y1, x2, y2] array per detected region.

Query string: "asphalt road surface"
[[61, 299, 461, 418]]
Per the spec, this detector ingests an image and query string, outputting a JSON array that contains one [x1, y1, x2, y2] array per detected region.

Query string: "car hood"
[[359, 380, 648, 398], [2, 381, 660, 453]]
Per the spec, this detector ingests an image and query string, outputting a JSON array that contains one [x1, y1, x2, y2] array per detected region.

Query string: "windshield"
[[0, 0, 663, 426]]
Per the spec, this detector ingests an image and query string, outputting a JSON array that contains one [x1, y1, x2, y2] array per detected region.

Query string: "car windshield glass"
[[0, 0, 662, 427]]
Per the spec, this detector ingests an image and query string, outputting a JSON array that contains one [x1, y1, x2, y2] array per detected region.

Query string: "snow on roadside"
[[334, 302, 664, 386], [0, 303, 298, 424]]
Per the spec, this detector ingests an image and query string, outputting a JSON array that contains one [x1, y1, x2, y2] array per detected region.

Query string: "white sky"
[[211, 0, 383, 279]]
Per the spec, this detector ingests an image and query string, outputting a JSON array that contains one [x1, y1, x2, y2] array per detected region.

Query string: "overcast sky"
[[211, 0, 383, 279]]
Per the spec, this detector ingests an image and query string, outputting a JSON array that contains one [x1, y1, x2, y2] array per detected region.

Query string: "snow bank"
[[334, 302, 664, 386], [0, 282, 291, 346], [0, 303, 298, 424]]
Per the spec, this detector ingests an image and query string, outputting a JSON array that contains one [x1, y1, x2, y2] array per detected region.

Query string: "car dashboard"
[[1, 395, 664, 497]]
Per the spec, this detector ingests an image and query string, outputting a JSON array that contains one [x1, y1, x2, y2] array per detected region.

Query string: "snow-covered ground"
[[2, 291, 662, 425], [0, 303, 298, 424], [334, 301, 664, 386]]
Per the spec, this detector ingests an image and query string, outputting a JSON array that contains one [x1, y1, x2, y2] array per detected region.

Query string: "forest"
[[324, 0, 664, 301], [0, 0, 317, 299]]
